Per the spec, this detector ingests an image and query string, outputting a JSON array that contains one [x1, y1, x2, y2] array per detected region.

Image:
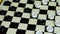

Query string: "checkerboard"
[[0, 0, 60, 34]]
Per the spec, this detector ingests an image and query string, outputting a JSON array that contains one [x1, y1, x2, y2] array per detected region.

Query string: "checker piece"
[[46, 26, 54, 32], [35, 3, 41, 8], [48, 14, 54, 19], [36, 31, 43, 34]]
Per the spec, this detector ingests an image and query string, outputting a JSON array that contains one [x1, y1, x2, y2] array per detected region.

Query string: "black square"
[[0, 21, 2, 25], [18, 3, 26, 7], [48, 6, 56, 10], [27, 24, 36, 30], [3, 16, 13, 21], [56, 2, 58, 6], [37, 19, 46, 25], [33, 5, 36, 9], [16, 29, 25, 34], [24, 8, 32, 13], [45, 26, 54, 33], [3, 1, 11, 6], [27, 0, 34, 4], [14, 12, 22, 17], [8, 6, 17, 11], [13, 0, 20, 2], [9, 22, 19, 28], [20, 18, 29, 24], [39, 10, 47, 14], [0, 10, 7, 15], [0, 27, 8, 34]]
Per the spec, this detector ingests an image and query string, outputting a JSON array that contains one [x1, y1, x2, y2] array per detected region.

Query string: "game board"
[[0, 0, 60, 34]]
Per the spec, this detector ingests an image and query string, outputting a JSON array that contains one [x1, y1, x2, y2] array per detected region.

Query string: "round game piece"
[[35, 3, 41, 8], [42, 0, 48, 5], [55, 21, 60, 26], [58, 2, 60, 6], [36, 31, 43, 34], [51, 0, 55, 2], [32, 13, 38, 18], [57, 10, 60, 15], [46, 26, 54, 32], [48, 14, 54, 19]]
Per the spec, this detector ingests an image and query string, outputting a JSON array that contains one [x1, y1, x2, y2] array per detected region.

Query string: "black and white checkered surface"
[[0, 0, 60, 34]]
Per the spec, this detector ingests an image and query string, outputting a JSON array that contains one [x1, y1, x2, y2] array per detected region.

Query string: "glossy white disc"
[[46, 26, 53, 32], [35, 3, 41, 8], [36, 31, 43, 34], [32, 13, 37, 18], [48, 14, 54, 19], [51, 0, 55, 2], [42, 0, 48, 5]]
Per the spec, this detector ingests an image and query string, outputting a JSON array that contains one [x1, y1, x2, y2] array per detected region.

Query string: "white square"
[[47, 10, 55, 15], [12, 17, 21, 23], [18, 23, 28, 30], [16, 7, 24, 12], [7, 0, 13, 2], [44, 32, 53, 34], [1, 21, 11, 28], [49, 2, 56, 6], [1, 6, 9, 11], [55, 16, 60, 21], [11, 2, 19, 7], [28, 19, 37, 25], [20, 0, 27, 3], [35, 25, 45, 32], [40, 5, 48, 10], [6, 11, 15, 16], [32, 9, 40, 14], [25, 4, 33, 9], [22, 13, 30, 18], [46, 20, 54, 26], [0, 15, 4, 21], [26, 30, 35, 34], [38, 14, 47, 20], [6, 28, 17, 34], [57, 0, 60, 2], [54, 27, 60, 33]]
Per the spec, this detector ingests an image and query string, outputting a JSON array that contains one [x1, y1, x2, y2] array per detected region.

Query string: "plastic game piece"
[[32, 13, 38, 18], [35, 3, 41, 8], [48, 14, 54, 19], [57, 10, 60, 15], [51, 0, 55, 2], [36, 31, 43, 34], [46, 26, 53, 32], [42, 0, 48, 5], [58, 2, 60, 6], [55, 21, 60, 26]]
